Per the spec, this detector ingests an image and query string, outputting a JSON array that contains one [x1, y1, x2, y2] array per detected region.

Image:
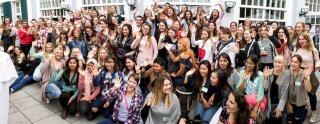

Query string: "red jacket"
[[18, 27, 33, 44]]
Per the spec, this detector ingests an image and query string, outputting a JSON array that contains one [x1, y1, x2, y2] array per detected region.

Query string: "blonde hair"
[[71, 48, 85, 62], [97, 47, 109, 67], [292, 21, 306, 41], [150, 76, 173, 109], [296, 32, 313, 51], [273, 55, 285, 84]]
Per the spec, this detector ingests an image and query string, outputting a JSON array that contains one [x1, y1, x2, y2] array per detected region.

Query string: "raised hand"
[[191, 24, 197, 33], [113, 77, 122, 90], [186, 68, 196, 76], [103, 101, 110, 108], [304, 65, 314, 78], [263, 66, 271, 78], [146, 96, 152, 106]]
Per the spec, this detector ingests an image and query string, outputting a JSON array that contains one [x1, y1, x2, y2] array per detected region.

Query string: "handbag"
[[310, 50, 320, 94]]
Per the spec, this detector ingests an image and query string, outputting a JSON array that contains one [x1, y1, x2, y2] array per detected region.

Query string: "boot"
[[61, 108, 67, 119]]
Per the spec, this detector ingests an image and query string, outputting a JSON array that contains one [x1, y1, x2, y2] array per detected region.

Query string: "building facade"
[[0, 0, 319, 30]]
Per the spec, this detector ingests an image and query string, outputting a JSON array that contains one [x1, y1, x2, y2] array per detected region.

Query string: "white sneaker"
[[309, 111, 317, 123]]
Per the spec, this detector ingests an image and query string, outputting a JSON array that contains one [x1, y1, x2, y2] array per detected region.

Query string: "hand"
[[135, 64, 141, 73], [274, 109, 282, 118], [203, 100, 211, 108], [165, 44, 172, 51], [186, 68, 196, 76], [136, 32, 142, 40], [283, 35, 288, 44], [78, 68, 85, 75], [244, 70, 252, 80], [87, 51, 94, 59], [263, 66, 271, 78], [287, 104, 293, 113], [113, 77, 122, 90], [250, 109, 258, 120], [104, 7, 109, 15], [171, 73, 177, 78], [103, 101, 110, 108], [146, 96, 152, 106], [208, 97, 214, 104], [191, 24, 197, 33], [67, 98, 74, 105], [304, 65, 313, 78], [80, 97, 89, 101], [23, 75, 29, 79], [232, 45, 239, 53]]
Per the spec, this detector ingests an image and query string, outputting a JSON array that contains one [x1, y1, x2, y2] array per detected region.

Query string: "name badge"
[[202, 87, 208, 93], [295, 81, 302, 87], [163, 116, 169, 122]]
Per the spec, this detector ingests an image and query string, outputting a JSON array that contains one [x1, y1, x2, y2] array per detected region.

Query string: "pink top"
[[78, 74, 101, 101], [131, 36, 158, 65], [294, 48, 319, 68]]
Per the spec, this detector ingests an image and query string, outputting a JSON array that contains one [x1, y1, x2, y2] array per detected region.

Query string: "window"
[[240, 8, 245, 18], [241, 0, 246, 5], [16, 2, 21, 14], [267, 0, 270, 7], [0, 5, 3, 15]]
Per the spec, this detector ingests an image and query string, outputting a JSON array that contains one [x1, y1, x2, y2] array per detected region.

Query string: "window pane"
[[240, 8, 245, 18], [247, 0, 252, 5], [265, 10, 270, 19], [280, 11, 284, 19], [254, 0, 258, 5], [241, 0, 246, 5], [282, 0, 286, 8], [277, 0, 281, 8], [246, 8, 251, 18], [260, 0, 263, 6], [266, 0, 270, 7]]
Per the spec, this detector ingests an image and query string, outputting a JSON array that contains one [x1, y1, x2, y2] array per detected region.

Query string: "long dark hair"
[[218, 53, 233, 79], [119, 23, 133, 42], [209, 9, 220, 23], [183, 10, 193, 25], [246, 54, 259, 82], [232, 92, 250, 124], [104, 56, 120, 72], [62, 57, 79, 86], [123, 56, 136, 75], [193, 60, 212, 93], [274, 26, 290, 47]]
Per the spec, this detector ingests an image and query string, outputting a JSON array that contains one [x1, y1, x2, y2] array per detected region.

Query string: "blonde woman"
[[141, 75, 181, 124], [30, 41, 54, 81], [97, 47, 109, 71], [263, 55, 289, 123], [41, 47, 65, 103]]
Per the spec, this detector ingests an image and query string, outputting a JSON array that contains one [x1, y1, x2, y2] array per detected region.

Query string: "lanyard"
[[124, 92, 130, 113]]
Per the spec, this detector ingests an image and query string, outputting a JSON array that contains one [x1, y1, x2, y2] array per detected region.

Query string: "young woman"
[[237, 54, 265, 120], [215, 27, 237, 67], [77, 59, 101, 120], [158, 27, 179, 72], [287, 55, 313, 124], [166, 6, 178, 28], [97, 74, 143, 124], [122, 56, 139, 85], [56, 30, 68, 47], [30, 41, 54, 81], [70, 48, 85, 70], [237, 29, 261, 69], [131, 23, 158, 66], [263, 55, 289, 123], [141, 75, 181, 124], [96, 19, 117, 54], [191, 26, 213, 63], [208, 3, 224, 27], [9, 56, 40, 93], [258, 25, 281, 70], [291, 21, 305, 50], [92, 56, 124, 119], [292, 32, 319, 123], [143, 9, 155, 34], [68, 29, 87, 57], [217, 53, 239, 91], [1, 17, 14, 52], [166, 38, 197, 86], [41, 48, 65, 103], [9, 46, 27, 92], [230, 22, 238, 38], [116, 24, 134, 70], [97, 47, 109, 71], [181, 10, 193, 33], [141, 57, 171, 91], [59, 57, 79, 119], [84, 27, 98, 52], [274, 27, 292, 68], [218, 92, 251, 124]]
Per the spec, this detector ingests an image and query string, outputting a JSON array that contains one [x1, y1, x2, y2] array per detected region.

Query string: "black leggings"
[[308, 92, 317, 111], [59, 91, 77, 115], [20, 44, 32, 57], [78, 100, 95, 121]]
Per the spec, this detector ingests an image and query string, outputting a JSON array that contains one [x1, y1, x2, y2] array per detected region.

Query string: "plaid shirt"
[[103, 86, 143, 124]]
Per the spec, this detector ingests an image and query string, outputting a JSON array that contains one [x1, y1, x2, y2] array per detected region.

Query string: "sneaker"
[[45, 98, 50, 104], [61, 109, 67, 119], [309, 111, 317, 123]]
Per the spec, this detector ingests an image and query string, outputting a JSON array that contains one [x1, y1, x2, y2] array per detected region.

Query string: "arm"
[[270, 36, 281, 48], [29, 47, 45, 59], [53, 69, 65, 81], [191, 33, 201, 46], [175, 63, 186, 77], [88, 86, 101, 101], [130, 38, 140, 49], [167, 50, 180, 63], [151, 37, 158, 60], [17, 30, 27, 39], [71, 89, 79, 100], [304, 74, 312, 92], [257, 72, 265, 102]]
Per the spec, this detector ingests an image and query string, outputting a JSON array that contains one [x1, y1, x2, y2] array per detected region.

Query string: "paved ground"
[[8, 72, 320, 124]]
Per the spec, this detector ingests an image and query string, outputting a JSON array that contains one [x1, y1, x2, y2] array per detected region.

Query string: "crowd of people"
[[1, 0, 320, 124]]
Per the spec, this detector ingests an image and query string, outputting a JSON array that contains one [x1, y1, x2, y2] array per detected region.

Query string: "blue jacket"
[[68, 40, 87, 57]]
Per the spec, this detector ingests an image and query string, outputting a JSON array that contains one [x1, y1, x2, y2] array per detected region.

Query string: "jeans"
[[97, 118, 124, 124], [92, 95, 115, 119], [10, 75, 34, 92], [33, 65, 42, 81], [291, 104, 307, 124], [20, 44, 31, 57], [78, 100, 95, 121], [45, 80, 63, 100], [10, 72, 25, 91], [194, 102, 219, 124]]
